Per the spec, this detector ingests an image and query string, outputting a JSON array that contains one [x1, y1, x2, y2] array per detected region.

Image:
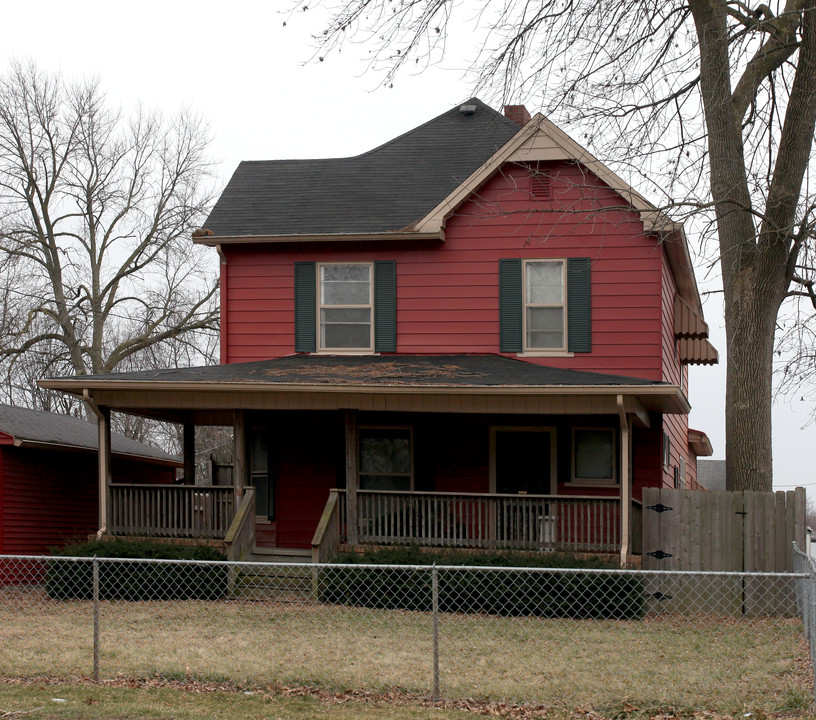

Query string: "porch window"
[[249, 426, 274, 519], [524, 259, 565, 350], [319, 263, 373, 351], [572, 428, 616, 484], [359, 427, 412, 491]]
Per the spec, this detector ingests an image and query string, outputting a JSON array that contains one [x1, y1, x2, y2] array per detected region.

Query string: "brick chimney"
[[504, 105, 531, 127]]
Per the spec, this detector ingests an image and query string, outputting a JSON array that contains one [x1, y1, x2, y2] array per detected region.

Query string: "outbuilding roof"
[[0, 404, 180, 465]]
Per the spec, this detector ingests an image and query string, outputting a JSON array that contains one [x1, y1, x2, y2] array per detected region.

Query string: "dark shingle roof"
[[203, 99, 521, 237], [61, 355, 665, 389], [0, 404, 179, 464]]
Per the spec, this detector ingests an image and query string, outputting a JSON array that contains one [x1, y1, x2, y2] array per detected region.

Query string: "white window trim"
[[522, 258, 567, 353], [488, 426, 557, 496], [317, 261, 374, 353], [358, 425, 414, 491], [567, 427, 618, 487]]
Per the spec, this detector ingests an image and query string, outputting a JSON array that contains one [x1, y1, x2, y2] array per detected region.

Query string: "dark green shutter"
[[374, 261, 397, 352], [499, 259, 523, 353], [567, 257, 591, 353], [294, 262, 316, 353]]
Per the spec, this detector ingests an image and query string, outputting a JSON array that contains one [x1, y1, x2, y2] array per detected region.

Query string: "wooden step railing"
[[334, 490, 624, 553], [109, 484, 237, 539], [225, 488, 256, 561], [311, 489, 342, 563]]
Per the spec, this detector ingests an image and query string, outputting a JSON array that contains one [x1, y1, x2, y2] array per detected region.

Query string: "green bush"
[[46, 539, 228, 601], [318, 547, 644, 619]]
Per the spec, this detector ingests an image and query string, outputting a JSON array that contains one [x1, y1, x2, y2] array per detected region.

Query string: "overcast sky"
[[4, 0, 814, 491]]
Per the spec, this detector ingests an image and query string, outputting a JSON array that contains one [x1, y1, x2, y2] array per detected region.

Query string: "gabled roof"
[[198, 98, 708, 322], [0, 404, 180, 465], [202, 99, 520, 238]]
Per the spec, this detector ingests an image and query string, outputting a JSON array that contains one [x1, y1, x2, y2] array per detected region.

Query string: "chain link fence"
[[0, 554, 812, 716]]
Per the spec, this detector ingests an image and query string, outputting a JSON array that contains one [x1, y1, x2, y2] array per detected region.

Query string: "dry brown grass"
[[0, 587, 812, 718]]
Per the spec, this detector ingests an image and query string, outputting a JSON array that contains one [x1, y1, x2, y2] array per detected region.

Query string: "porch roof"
[[39, 354, 690, 422]]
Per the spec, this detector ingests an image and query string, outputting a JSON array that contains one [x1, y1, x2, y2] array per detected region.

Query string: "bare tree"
[[0, 61, 219, 409], [301, 0, 816, 490]]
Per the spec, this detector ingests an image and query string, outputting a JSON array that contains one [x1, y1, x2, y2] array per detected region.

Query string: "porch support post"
[[183, 419, 195, 485], [98, 406, 112, 538], [345, 409, 359, 547], [83, 391, 111, 539], [617, 395, 631, 567], [233, 411, 246, 499]]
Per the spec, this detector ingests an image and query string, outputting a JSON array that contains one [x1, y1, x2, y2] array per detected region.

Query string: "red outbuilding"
[[0, 403, 179, 556]]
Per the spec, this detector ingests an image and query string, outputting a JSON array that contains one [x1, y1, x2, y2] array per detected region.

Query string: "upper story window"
[[294, 261, 397, 354], [499, 257, 591, 355], [319, 263, 373, 351], [524, 260, 565, 351]]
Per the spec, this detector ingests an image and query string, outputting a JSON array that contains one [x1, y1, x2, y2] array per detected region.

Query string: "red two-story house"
[[42, 99, 716, 565]]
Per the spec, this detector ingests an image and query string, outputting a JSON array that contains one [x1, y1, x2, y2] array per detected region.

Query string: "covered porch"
[[39, 355, 688, 565]]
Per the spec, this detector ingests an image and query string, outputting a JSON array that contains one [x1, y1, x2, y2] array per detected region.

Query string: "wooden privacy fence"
[[109, 484, 237, 539], [642, 487, 806, 615]]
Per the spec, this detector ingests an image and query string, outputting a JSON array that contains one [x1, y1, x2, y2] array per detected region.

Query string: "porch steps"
[[246, 547, 313, 564], [233, 548, 315, 600]]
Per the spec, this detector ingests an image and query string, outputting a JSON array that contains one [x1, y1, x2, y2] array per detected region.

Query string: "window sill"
[[517, 351, 574, 358], [564, 481, 619, 488], [312, 350, 378, 356]]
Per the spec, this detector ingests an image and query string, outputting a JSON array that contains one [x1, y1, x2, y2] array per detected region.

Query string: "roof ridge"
[[233, 98, 518, 166], [353, 97, 518, 160]]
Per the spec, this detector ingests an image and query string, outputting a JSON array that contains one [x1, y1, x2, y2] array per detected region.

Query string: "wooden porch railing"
[[332, 490, 627, 553], [224, 488, 256, 561], [109, 484, 237, 539]]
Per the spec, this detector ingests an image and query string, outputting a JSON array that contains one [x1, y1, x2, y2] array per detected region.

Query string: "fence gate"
[[641, 487, 806, 615]]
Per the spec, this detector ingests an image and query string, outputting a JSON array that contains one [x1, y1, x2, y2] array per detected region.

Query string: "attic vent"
[[459, 104, 476, 116], [530, 173, 551, 200]]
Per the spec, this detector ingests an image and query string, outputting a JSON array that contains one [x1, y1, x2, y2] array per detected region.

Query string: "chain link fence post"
[[432, 564, 440, 701], [92, 555, 100, 682]]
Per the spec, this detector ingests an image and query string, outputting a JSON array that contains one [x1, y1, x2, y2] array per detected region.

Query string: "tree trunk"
[[724, 269, 781, 490]]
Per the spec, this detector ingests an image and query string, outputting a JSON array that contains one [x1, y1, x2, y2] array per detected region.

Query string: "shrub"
[[318, 547, 644, 619], [46, 538, 228, 601]]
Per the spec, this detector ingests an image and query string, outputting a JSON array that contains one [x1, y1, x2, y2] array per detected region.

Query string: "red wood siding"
[[632, 426, 662, 501], [658, 250, 692, 489], [0, 447, 175, 555], [221, 161, 665, 381]]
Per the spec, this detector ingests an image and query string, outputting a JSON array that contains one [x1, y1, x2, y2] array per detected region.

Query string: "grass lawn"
[[0, 588, 813, 718], [0, 680, 477, 720]]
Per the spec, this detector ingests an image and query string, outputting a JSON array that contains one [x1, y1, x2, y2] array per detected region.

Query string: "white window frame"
[[522, 259, 567, 353], [358, 425, 414, 491], [569, 427, 618, 486], [317, 261, 374, 353]]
